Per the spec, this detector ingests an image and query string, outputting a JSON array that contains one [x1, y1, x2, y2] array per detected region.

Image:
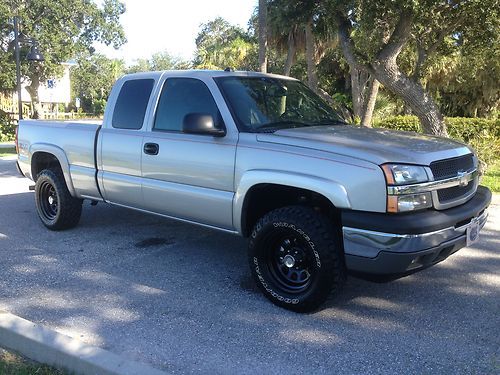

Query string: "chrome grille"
[[430, 154, 474, 180], [430, 153, 477, 209], [437, 181, 475, 203]]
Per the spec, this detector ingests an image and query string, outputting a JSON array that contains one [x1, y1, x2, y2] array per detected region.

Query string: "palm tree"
[[258, 0, 268, 73]]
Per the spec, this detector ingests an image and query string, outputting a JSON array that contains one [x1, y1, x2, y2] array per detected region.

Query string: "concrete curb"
[[0, 311, 167, 375]]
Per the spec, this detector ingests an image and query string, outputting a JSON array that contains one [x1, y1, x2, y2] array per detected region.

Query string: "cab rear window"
[[112, 79, 155, 130]]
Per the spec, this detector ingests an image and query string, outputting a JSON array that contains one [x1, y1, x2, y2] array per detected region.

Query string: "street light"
[[13, 16, 44, 120]]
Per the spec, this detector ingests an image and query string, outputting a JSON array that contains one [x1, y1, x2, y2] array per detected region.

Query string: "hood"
[[256, 125, 472, 166]]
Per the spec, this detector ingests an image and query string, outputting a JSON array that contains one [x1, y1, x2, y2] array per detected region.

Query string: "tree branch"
[[336, 14, 374, 75], [412, 23, 455, 81], [376, 9, 414, 62]]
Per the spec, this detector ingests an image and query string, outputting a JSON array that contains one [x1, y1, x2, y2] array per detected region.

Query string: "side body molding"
[[233, 169, 351, 235], [29, 143, 77, 196]]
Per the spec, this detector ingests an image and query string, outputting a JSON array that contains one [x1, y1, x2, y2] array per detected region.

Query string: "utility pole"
[[13, 16, 23, 120]]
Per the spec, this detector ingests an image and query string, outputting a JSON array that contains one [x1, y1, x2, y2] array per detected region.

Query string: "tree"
[[194, 17, 255, 70], [2, 0, 126, 118], [324, 0, 499, 135], [267, 0, 305, 76], [258, 0, 268, 72], [127, 51, 190, 73], [71, 53, 124, 114], [0, 2, 16, 92], [267, 0, 320, 92]]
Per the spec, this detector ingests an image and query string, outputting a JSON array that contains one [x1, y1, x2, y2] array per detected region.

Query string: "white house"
[[6, 62, 76, 118]]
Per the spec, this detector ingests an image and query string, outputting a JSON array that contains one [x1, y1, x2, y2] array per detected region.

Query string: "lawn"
[[482, 160, 500, 193], [0, 348, 66, 375], [0, 147, 15, 157]]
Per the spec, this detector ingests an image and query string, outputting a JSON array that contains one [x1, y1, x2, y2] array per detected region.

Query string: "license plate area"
[[466, 218, 480, 246]]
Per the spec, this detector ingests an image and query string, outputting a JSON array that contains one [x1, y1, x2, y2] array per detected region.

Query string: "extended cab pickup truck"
[[17, 70, 491, 312]]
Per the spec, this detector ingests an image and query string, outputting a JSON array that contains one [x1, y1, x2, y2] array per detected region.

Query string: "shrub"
[[0, 111, 16, 142], [373, 116, 500, 166]]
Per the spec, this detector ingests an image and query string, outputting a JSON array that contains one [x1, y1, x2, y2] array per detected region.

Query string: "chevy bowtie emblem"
[[457, 171, 468, 187]]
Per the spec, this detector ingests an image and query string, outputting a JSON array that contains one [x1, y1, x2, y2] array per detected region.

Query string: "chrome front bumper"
[[343, 209, 488, 258], [341, 194, 490, 276]]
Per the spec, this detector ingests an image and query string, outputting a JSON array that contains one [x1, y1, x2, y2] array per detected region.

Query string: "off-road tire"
[[35, 169, 82, 230], [248, 206, 345, 312]]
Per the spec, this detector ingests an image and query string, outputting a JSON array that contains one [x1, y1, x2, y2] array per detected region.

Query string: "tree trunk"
[[337, 12, 448, 136], [258, 0, 268, 73], [305, 20, 318, 92], [25, 75, 43, 119], [350, 67, 367, 120], [372, 60, 447, 136], [360, 78, 380, 127], [283, 32, 296, 76]]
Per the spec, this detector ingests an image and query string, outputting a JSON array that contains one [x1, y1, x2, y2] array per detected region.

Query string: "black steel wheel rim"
[[39, 181, 58, 220], [264, 232, 314, 293]]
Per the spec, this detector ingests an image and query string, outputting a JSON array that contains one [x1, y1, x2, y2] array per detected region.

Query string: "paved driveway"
[[0, 155, 499, 374]]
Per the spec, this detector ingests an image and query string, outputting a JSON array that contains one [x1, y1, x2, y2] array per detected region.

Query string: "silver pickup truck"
[[17, 70, 491, 312]]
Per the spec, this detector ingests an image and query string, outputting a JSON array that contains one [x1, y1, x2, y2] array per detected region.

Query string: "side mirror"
[[182, 113, 226, 137]]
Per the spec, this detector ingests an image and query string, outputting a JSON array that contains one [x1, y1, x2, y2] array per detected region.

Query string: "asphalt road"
[[0, 155, 499, 374]]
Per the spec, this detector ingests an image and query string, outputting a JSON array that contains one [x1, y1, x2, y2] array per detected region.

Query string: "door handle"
[[143, 143, 159, 155]]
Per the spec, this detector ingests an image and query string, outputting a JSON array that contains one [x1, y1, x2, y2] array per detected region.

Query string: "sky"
[[96, 0, 258, 65]]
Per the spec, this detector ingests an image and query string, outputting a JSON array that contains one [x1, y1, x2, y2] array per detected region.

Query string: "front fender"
[[233, 169, 351, 235], [29, 143, 76, 196]]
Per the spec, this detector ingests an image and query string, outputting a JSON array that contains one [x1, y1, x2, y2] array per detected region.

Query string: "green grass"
[[482, 160, 500, 193], [0, 348, 66, 375], [0, 147, 16, 157]]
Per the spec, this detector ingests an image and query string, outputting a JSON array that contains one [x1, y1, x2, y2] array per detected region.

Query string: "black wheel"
[[248, 206, 345, 312], [35, 169, 82, 230]]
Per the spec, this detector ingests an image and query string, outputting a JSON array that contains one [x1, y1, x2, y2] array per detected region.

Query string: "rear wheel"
[[35, 169, 82, 230], [248, 206, 345, 312]]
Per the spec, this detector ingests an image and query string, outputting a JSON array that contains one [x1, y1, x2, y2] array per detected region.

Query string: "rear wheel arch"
[[31, 151, 62, 179], [29, 145, 76, 196]]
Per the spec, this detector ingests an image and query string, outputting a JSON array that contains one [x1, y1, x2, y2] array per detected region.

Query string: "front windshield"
[[215, 76, 344, 132]]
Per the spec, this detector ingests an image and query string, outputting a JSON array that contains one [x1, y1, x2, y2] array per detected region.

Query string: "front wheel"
[[248, 206, 345, 312], [35, 169, 82, 230]]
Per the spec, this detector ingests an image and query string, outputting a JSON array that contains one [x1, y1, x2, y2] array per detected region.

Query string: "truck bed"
[[17, 120, 102, 199]]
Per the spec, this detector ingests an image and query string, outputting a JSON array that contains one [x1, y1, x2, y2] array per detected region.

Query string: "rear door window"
[[112, 79, 155, 130]]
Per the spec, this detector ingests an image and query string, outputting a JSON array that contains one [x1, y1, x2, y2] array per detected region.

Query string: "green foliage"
[[482, 161, 500, 192], [126, 51, 191, 73], [0, 110, 15, 142], [374, 116, 500, 166], [194, 17, 256, 70], [1, 348, 67, 374], [0, 0, 126, 113], [71, 53, 125, 114], [426, 46, 500, 118]]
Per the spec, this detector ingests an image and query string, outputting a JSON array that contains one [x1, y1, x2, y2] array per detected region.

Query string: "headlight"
[[387, 192, 432, 212], [381, 164, 432, 213], [381, 164, 428, 185]]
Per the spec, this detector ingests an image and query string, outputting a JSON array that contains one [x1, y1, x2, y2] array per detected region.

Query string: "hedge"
[[0, 111, 16, 142], [374, 116, 500, 166]]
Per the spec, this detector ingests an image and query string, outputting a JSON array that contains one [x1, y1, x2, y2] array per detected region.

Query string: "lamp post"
[[13, 16, 44, 120]]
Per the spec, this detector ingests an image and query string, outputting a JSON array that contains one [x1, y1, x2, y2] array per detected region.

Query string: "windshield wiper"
[[254, 119, 345, 133], [256, 120, 311, 132], [309, 119, 346, 126]]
